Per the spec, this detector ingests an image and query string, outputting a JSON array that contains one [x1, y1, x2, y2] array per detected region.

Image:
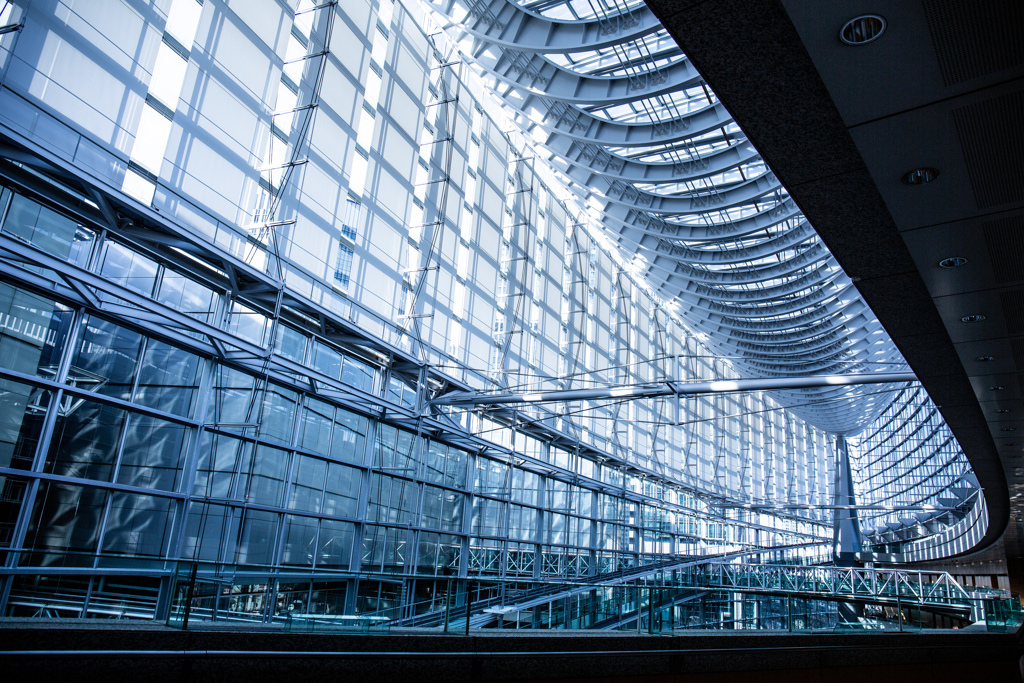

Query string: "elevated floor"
[[0, 619, 1020, 683]]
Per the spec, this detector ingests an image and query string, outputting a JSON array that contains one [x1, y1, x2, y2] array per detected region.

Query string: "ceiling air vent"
[[1011, 338, 1024, 371], [1000, 288, 1024, 335], [984, 214, 1024, 284], [923, 0, 1024, 86], [953, 89, 1024, 209]]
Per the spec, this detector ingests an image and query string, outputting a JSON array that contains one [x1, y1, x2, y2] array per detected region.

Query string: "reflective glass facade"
[[0, 0, 983, 621]]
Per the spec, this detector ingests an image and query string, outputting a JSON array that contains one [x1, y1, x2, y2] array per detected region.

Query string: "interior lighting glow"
[[164, 0, 203, 50], [129, 106, 172, 174], [148, 42, 188, 108], [121, 169, 156, 205]]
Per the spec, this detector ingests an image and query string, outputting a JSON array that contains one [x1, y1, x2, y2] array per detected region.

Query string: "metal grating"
[[1000, 288, 1024, 336], [953, 89, 1024, 210], [984, 214, 1024, 284], [923, 0, 1024, 87], [1012, 338, 1024, 373]]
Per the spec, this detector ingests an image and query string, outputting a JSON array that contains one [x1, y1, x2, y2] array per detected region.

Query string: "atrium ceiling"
[[426, 0, 915, 436], [641, 0, 1023, 558], [422, 0, 1018, 555]]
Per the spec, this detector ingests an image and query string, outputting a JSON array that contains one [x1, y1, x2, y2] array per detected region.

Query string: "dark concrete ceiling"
[[646, 0, 1024, 559]]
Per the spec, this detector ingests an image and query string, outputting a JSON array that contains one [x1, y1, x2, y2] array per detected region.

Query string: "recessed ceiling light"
[[903, 168, 939, 185], [939, 257, 968, 268], [961, 314, 986, 322], [990, 385, 1006, 391], [1003, 427, 1016, 432], [997, 409, 1012, 413], [840, 15, 886, 45], [977, 356, 997, 362]]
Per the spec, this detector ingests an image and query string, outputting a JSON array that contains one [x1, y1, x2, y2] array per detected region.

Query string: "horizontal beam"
[[431, 372, 917, 407]]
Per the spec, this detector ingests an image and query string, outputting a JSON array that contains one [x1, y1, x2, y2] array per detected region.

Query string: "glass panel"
[[182, 502, 236, 562], [374, 423, 416, 471], [23, 481, 108, 561], [156, 271, 217, 323], [0, 379, 48, 471], [421, 484, 443, 530], [116, 415, 191, 491], [133, 340, 201, 416], [288, 455, 326, 513], [512, 469, 541, 506], [417, 532, 439, 574], [316, 519, 354, 569], [309, 579, 348, 613], [471, 497, 505, 537], [239, 444, 288, 506], [0, 476, 29, 548], [310, 340, 341, 379], [475, 457, 507, 496], [193, 431, 252, 499], [341, 355, 376, 393], [421, 486, 463, 532], [423, 441, 466, 488], [257, 383, 297, 445], [235, 509, 279, 565], [45, 399, 127, 483], [2, 193, 94, 267], [211, 365, 256, 426], [331, 406, 367, 463], [298, 397, 333, 456], [280, 514, 317, 566], [275, 581, 311, 617], [101, 492, 173, 556], [366, 473, 416, 524], [274, 324, 306, 362], [99, 241, 158, 296], [226, 301, 268, 346], [70, 316, 144, 401], [323, 462, 360, 518], [0, 282, 73, 379]]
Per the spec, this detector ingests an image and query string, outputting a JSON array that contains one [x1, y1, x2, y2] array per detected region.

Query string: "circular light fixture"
[[961, 314, 986, 322], [840, 15, 886, 45], [903, 168, 939, 185], [977, 355, 997, 362], [939, 257, 968, 268], [997, 409, 1012, 414], [990, 385, 1006, 391]]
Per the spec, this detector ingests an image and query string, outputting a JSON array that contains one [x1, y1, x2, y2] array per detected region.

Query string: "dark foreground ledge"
[[0, 621, 1021, 683]]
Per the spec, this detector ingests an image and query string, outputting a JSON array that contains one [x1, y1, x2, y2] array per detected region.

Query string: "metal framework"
[[0, 0, 989, 626], [697, 562, 972, 610], [425, 0, 909, 435]]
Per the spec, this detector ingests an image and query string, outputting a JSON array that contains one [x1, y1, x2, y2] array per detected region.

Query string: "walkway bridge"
[[688, 562, 976, 620], [395, 557, 988, 630]]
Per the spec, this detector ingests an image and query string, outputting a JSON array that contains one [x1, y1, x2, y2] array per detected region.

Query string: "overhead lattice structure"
[[426, 0, 908, 435]]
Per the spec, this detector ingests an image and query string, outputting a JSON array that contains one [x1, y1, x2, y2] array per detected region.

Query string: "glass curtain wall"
[[0, 0, 979, 621]]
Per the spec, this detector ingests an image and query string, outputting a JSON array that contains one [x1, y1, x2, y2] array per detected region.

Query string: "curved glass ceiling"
[[428, 0, 908, 434]]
